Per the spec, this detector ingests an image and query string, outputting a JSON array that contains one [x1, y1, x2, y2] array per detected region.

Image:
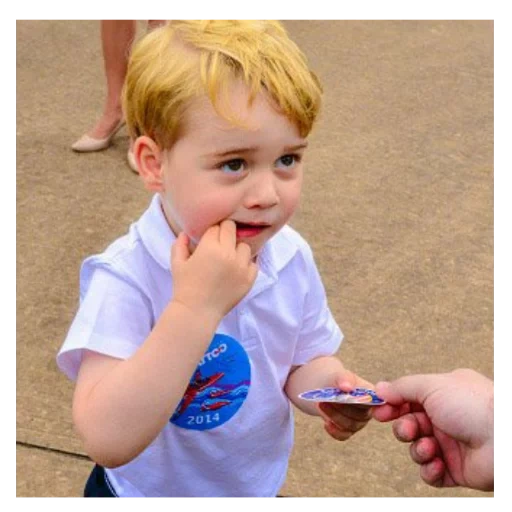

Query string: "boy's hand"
[[318, 371, 373, 441], [171, 220, 258, 319]]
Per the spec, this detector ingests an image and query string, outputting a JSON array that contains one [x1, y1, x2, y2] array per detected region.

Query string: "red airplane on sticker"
[[209, 388, 230, 398], [174, 370, 225, 417], [200, 400, 231, 411]]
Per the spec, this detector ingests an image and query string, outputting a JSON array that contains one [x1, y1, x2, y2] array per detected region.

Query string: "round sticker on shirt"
[[170, 334, 251, 431]]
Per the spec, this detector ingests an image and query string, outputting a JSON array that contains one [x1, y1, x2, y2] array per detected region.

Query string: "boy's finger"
[[201, 224, 221, 245], [336, 372, 373, 393], [318, 403, 370, 431], [324, 421, 353, 441], [171, 232, 191, 264], [247, 261, 259, 286], [235, 241, 252, 264], [319, 401, 372, 422], [219, 219, 237, 247], [335, 371, 357, 392]]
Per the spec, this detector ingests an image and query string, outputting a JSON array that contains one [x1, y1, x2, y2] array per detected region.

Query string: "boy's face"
[[143, 83, 307, 258]]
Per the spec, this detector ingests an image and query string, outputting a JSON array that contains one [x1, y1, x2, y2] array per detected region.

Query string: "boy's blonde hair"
[[123, 20, 323, 148]]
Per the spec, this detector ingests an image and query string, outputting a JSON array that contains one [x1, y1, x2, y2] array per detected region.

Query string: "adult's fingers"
[[376, 374, 444, 407], [409, 436, 440, 464], [419, 458, 453, 488], [392, 412, 434, 442]]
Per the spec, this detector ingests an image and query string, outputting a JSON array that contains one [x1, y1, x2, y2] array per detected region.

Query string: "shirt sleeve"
[[56, 266, 153, 381], [292, 245, 343, 366]]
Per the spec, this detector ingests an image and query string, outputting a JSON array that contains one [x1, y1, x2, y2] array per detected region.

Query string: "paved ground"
[[16, 20, 493, 497]]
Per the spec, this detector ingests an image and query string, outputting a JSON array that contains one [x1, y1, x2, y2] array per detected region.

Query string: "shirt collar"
[[136, 194, 176, 272]]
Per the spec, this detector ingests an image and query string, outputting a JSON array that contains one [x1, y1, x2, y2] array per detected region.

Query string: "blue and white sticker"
[[299, 387, 385, 406], [170, 334, 251, 430]]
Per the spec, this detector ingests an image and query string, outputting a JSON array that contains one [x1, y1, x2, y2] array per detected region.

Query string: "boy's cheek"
[[171, 203, 217, 243], [181, 213, 224, 246], [282, 186, 302, 221]]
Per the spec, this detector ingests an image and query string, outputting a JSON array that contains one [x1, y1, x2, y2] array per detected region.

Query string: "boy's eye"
[[220, 159, 245, 173], [276, 154, 300, 169]]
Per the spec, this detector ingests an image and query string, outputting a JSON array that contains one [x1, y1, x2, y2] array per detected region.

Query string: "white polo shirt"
[[57, 194, 343, 497]]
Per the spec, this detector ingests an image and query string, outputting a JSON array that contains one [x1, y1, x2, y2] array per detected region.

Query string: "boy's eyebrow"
[[206, 142, 309, 159]]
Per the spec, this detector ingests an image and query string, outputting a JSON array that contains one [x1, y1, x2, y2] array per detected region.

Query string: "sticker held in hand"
[[298, 387, 385, 406]]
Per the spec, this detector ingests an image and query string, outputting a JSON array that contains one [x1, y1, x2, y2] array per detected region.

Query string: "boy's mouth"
[[234, 221, 270, 238]]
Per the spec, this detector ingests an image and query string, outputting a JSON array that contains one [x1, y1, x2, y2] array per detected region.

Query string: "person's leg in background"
[[72, 20, 136, 152]]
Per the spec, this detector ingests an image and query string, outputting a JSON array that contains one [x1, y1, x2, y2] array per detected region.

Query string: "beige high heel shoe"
[[71, 119, 125, 152]]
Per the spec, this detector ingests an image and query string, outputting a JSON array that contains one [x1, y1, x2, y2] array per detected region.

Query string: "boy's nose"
[[243, 173, 279, 209]]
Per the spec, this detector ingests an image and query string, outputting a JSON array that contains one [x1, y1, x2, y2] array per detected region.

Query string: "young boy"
[[57, 20, 373, 497]]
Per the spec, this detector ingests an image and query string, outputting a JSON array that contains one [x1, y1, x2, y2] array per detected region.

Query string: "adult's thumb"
[[376, 374, 439, 407]]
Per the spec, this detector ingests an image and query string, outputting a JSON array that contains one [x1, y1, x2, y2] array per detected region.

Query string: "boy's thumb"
[[171, 232, 191, 265], [336, 370, 357, 392]]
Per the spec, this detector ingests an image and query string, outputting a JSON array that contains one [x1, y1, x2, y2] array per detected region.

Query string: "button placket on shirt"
[[237, 301, 252, 342], [237, 252, 277, 343]]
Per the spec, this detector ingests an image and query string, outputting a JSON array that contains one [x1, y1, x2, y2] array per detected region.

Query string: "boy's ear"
[[134, 136, 165, 192]]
